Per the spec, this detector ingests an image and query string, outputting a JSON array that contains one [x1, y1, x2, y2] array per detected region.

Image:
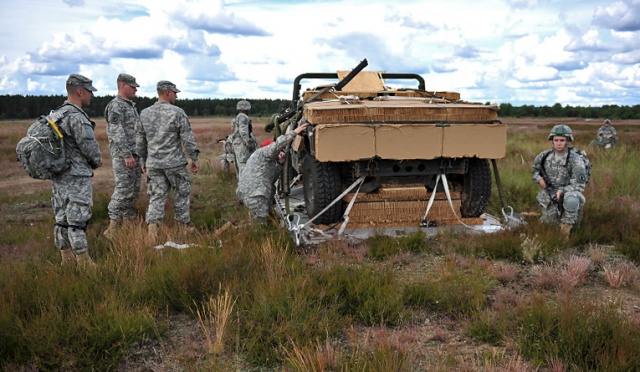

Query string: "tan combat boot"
[[560, 223, 572, 237], [148, 223, 159, 243], [102, 219, 120, 240], [60, 249, 76, 265], [75, 252, 96, 267]]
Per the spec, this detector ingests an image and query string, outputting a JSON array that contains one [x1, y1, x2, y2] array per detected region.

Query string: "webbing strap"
[[303, 176, 366, 228]]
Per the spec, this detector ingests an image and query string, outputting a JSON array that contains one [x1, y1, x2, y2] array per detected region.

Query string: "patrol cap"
[[66, 74, 97, 92], [157, 80, 180, 93], [117, 73, 139, 87]]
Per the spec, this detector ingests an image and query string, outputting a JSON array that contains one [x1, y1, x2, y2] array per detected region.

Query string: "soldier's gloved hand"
[[265, 123, 274, 133]]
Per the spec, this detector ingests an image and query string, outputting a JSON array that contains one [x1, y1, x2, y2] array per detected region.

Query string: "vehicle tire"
[[302, 155, 342, 224], [460, 158, 492, 217]]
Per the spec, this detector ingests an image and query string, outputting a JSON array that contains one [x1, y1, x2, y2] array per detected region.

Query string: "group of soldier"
[[46, 71, 619, 265]]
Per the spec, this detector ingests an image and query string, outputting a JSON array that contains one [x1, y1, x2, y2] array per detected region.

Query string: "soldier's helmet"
[[548, 124, 574, 142], [237, 100, 251, 111], [603, 119, 611, 125], [549, 124, 573, 142]]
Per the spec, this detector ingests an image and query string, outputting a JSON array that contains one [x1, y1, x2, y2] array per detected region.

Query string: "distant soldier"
[[103, 73, 142, 240], [231, 100, 257, 174], [595, 119, 619, 148], [137, 80, 200, 241], [236, 123, 308, 223], [218, 134, 235, 172], [531, 125, 587, 237], [54, 74, 103, 266]]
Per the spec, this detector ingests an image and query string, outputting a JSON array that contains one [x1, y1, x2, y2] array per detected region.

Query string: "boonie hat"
[[117, 73, 140, 87], [157, 80, 180, 93], [66, 74, 97, 92]]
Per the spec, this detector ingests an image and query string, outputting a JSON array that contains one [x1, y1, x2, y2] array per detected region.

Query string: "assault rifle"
[[539, 159, 563, 219]]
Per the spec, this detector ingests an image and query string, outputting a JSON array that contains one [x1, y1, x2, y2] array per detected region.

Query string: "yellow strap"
[[46, 117, 64, 139]]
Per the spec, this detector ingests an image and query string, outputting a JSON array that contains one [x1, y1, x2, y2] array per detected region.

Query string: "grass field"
[[1, 116, 639, 371]]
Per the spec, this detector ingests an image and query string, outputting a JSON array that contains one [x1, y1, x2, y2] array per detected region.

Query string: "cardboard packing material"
[[313, 122, 506, 162]]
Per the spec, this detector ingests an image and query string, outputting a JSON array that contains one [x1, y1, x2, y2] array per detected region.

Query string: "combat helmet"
[[237, 100, 251, 111], [603, 119, 611, 125], [548, 124, 574, 142]]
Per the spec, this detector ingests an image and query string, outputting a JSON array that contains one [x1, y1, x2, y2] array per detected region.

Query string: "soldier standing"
[[103, 73, 142, 239], [231, 100, 257, 174], [531, 125, 587, 237], [137, 81, 200, 241], [218, 134, 235, 172], [55, 74, 103, 266], [236, 123, 308, 222]]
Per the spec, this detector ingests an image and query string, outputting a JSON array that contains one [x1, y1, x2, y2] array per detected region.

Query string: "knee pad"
[[563, 195, 581, 212]]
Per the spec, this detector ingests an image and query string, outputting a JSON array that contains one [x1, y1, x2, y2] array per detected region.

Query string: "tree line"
[[1, 94, 639, 120], [0, 95, 290, 120]]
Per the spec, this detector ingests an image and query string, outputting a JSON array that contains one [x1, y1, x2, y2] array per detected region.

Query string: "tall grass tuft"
[[193, 285, 237, 355]]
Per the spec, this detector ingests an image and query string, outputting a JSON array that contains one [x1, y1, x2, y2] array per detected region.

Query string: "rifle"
[[539, 155, 563, 219], [266, 58, 369, 133]]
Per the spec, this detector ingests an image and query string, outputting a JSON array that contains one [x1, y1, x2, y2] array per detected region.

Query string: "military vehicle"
[[269, 59, 508, 245]]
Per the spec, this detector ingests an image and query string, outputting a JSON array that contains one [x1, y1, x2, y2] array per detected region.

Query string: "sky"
[[1, 0, 639, 107]]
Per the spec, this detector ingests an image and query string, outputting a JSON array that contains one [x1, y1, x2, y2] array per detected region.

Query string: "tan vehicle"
[[271, 60, 507, 239]]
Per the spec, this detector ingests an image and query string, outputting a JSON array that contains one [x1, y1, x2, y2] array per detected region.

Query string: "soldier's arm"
[[135, 116, 149, 166], [563, 154, 587, 194], [71, 115, 102, 169], [238, 115, 252, 146], [179, 113, 200, 163], [106, 102, 133, 158]]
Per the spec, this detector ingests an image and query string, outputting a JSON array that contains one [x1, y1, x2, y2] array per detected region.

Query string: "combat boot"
[[60, 249, 76, 265], [148, 223, 159, 242], [102, 219, 120, 240], [560, 223, 572, 237], [75, 252, 96, 268]]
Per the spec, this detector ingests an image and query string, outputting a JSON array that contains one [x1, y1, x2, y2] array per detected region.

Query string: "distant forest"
[[1, 94, 639, 120]]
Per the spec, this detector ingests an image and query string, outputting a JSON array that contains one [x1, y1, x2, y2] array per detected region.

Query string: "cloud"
[[593, 0, 640, 32], [63, 0, 85, 7]]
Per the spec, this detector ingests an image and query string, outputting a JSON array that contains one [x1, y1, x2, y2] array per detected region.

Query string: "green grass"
[[1, 121, 640, 370]]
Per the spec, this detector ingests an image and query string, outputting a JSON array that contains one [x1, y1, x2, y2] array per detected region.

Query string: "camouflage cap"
[[66, 74, 97, 92], [157, 80, 180, 93], [117, 73, 139, 87]]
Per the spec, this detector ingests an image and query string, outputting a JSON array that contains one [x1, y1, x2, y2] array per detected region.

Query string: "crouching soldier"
[[531, 125, 588, 237]]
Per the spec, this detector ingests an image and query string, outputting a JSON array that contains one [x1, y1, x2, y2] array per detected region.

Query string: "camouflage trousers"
[[51, 174, 93, 254], [107, 156, 141, 220], [537, 190, 585, 226], [243, 195, 272, 223], [145, 165, 192, 225], [220, 141, 235, 172]]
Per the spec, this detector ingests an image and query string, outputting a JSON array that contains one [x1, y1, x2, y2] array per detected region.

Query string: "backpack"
[[540, 147, 591, 186], [15, 106, 70, 180]]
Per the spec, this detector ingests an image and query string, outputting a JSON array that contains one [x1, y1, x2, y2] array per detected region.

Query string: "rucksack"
[[16, 107, 70, 180], [540, 147, 591, 186]]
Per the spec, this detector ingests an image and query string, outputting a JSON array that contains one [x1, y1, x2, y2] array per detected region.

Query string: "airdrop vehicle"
[[269, 59, 510, 246]]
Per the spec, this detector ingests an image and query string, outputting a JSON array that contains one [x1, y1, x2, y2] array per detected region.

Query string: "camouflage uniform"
[[52, 101, 102, 254], [236, 131, 297, 221], [105, 95, 141, 220], [531, 149, 587, 226], [597, 123, 619, 146], [231, 112, 256, 174], [219, 134, 235, 172], [137, 100, 200, 225]]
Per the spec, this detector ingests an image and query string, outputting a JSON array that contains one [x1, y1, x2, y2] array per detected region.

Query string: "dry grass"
[[193, 285, 237, 355]]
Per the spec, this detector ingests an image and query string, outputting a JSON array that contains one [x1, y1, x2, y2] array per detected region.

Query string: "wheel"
[[460, 158, 492, 217], [302, 155, 342, 224]]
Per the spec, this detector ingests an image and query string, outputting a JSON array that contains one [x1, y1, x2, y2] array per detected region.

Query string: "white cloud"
[[0, 0, 639, 106]]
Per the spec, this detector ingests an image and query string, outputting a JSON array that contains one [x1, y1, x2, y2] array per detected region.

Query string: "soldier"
[[103, 73, 142, 240], [231, 100, 257, 174], [55, 74, 103, 266], [218, 134, 235, 172], [236, 123, 308, 222], [137, 80, 200, 241], [531, 125, 587, 237], [596, 119, 619, 148]]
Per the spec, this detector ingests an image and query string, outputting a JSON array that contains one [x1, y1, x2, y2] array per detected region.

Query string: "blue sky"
[[1, 0, 639, 106]]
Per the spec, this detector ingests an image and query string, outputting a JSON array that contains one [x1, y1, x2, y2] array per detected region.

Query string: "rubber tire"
[[460, 158, 492, 217], [302, 155, 342, 224]]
